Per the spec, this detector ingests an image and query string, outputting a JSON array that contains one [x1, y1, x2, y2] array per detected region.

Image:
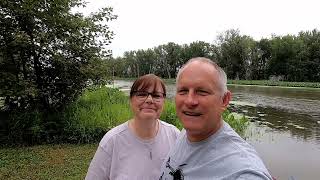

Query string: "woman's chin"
[[138, 112, 158, 120]]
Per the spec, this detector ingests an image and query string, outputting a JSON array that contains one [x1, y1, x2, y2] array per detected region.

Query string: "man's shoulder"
[[236, 171, 273, 180]]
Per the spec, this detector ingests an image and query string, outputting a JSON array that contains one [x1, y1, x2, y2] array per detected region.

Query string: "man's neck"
[[186, 120, 223, 142]]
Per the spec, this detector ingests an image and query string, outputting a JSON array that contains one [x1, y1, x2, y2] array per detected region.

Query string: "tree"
[[216, 29, 255, 79], [0, 0, 117, 111], [296, 29, 320, 82], [181, 41, 214, 64], [123, 51, 139, 77], [135, 49, 157, 75], [0, 0, 116, 144], [267, 35, 301, 80], [251, 39, 272, 80], [154, 42, 182, 78]]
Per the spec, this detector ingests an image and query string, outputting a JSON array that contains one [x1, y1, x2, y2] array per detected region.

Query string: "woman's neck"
[[129, 118, 159, 140]]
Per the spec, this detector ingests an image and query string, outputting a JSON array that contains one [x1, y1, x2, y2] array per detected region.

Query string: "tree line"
[[109, 29, 320, 82]]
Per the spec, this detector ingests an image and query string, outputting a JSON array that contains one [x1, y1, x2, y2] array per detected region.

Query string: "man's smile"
[[182, 111, 202, 116]]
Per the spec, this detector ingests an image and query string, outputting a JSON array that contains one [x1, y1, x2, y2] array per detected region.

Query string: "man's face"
[[175, 62, 231, 141]]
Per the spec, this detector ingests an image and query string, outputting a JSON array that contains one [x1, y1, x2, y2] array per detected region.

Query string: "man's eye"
[[177, 89, 188, 95], [197, 90, 209, 96]]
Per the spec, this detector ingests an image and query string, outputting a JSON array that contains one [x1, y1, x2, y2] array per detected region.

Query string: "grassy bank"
[[116, 77, 320, 88], [0, 144, 96, 180], [227, 80, 320, 88]]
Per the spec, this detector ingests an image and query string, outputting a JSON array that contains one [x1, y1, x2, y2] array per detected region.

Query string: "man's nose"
[[185, 92, 198, 106]]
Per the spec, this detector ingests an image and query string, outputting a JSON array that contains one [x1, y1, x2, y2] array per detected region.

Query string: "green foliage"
[[160, 101, 183, 129], [222, 109, 249, 137], [0, 0, 117, 111], [61, 87, 132, 143], [113, 29, 320, 83], [0, 0, 117, 145], [217, 29, 256, 80]]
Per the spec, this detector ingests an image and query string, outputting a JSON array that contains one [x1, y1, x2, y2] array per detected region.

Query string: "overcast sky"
[[79, 0, 320, 57]]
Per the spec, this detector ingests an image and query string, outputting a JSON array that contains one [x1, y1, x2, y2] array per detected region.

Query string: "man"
[[159, 57, 273, 180]]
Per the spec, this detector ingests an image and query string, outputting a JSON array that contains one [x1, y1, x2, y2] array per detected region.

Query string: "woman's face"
[[130, 83, 165, 121]]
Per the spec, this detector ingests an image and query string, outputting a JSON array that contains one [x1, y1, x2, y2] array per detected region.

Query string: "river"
[[113, 80, 320, 180]]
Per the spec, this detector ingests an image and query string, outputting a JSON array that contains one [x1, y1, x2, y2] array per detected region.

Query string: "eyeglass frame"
[[132, 91, 166, 102]]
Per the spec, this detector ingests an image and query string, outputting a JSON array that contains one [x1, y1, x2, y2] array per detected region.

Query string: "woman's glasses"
[[133, 91, 165, 102]]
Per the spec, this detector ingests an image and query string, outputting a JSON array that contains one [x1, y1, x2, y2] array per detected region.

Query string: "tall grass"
[[160, 101, 183, 129], [222, 110, 249, 137], [63, 86, 248, 141], [62, 87, 132, 143]]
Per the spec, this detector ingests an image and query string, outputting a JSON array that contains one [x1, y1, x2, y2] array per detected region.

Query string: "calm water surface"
[[113, 80, 320, 180], [228, 85, 320, 180]]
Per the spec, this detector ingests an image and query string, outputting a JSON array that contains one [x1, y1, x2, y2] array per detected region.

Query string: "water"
[[113, 80, 320, 180], [228, 85, 320, 180]]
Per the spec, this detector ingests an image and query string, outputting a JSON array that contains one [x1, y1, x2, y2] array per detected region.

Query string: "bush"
[[222, 109, 249, 137]]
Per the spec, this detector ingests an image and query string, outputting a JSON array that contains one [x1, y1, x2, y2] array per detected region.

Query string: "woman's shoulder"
[[99, 121, 129, 147], [159, 120, 180, 135]]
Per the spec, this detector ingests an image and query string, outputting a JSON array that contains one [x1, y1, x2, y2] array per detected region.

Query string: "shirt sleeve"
[[237, 172, 272, 180], [85, 145, 111, 180]]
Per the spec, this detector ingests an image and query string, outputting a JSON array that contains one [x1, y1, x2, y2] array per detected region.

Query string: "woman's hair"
[[130, 74, 166, 98]]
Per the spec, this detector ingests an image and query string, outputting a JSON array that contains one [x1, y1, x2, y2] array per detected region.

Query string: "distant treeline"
[[108, 29, 320, 82]]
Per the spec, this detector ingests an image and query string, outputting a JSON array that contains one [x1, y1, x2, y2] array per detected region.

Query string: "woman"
[[85, 74, 180, 180]]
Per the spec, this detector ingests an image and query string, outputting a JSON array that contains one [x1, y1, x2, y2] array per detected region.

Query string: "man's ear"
[[222, 90, 231, 108]]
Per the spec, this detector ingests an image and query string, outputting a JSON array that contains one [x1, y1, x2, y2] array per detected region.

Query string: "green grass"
[[0, 144, 97, 180], [61, 87, 133, 143]]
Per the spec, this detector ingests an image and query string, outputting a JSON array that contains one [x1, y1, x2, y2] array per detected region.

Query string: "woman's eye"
[[136, 92, 148, 97], [152, 94, 161, 98]]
